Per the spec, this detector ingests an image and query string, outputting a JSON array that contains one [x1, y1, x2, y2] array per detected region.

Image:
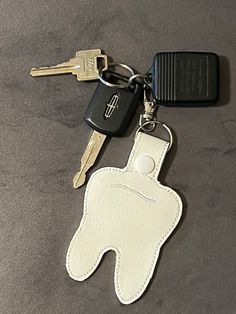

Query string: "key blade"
[[73, 131, 106, 188], [30, 58, 83, 77]]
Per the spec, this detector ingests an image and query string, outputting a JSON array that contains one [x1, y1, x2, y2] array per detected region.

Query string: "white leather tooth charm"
[[66, 132, 182, 304]]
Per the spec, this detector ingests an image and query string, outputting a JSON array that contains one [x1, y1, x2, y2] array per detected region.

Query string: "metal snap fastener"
[[134, 155, 155, 174]]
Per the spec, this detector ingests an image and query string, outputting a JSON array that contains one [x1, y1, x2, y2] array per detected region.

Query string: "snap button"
[[134, 155, 155, 174]]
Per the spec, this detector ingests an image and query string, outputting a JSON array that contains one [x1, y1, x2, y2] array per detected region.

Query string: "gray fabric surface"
[[1, 1, 236, 313]]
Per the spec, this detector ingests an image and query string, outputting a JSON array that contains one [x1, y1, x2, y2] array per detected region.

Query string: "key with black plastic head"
[[73, 72, 142, 188], [149, 52, 219, 106]]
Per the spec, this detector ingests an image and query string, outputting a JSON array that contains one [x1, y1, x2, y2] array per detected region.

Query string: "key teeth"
[[73, 171, 86, 189]]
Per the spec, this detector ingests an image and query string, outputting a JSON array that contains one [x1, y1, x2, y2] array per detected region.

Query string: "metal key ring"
[[98, 62, 135, 88], [128, 73, 151, 86], [135, 121, 173, 151]]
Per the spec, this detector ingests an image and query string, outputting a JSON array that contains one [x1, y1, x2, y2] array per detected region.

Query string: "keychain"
[[30, 49, 219, 303]]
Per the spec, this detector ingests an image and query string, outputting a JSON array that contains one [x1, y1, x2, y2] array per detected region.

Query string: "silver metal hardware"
[[128, 73, 151, 86], [98, 63, 135, 88], [138, 88, 158, 132]]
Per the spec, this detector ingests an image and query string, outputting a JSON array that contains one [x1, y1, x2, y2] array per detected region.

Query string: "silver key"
[[30, 49, 108, 81], [73, 130, 106, 188]]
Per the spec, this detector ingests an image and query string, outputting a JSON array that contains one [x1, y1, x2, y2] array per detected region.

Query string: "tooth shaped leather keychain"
[[66, 125, 182, 304]]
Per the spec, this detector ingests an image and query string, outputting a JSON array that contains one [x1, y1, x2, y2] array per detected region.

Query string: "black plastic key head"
[[150, 52, 219, 106], [84, 73, 142, 136]]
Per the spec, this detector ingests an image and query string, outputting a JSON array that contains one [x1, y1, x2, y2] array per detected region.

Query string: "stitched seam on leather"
[[126, 132, 143, 170], [111, 184, 157, 203], [68, 245, 122, 281], [67, 167, 182, 303], [154, 142, 169, 178]]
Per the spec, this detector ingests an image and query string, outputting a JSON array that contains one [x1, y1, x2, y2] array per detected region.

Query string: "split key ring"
[[98, 62, 135, 89], [98, 62, 151, 89]]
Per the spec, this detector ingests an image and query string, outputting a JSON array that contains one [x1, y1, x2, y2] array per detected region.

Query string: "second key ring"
[[98, 62, 135, 88]]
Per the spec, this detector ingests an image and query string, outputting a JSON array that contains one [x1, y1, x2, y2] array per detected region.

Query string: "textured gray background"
[[0, 0, 235, 313]]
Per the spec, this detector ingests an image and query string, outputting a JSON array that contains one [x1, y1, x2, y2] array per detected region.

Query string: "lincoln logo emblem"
[[104, 93, 120, 119]]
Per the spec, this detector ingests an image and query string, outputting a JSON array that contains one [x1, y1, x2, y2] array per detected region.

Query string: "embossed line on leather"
[[126, 133, 169, 179], [111, 184, 157, 203]]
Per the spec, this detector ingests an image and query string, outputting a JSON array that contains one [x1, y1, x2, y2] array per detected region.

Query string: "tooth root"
[[114, 248, 160, 304], [66, 226, 105, 281]]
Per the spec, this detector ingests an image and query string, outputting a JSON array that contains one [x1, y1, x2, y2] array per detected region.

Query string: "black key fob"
[[84, 72, 142, 136], [150, 52, 219, 106]]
